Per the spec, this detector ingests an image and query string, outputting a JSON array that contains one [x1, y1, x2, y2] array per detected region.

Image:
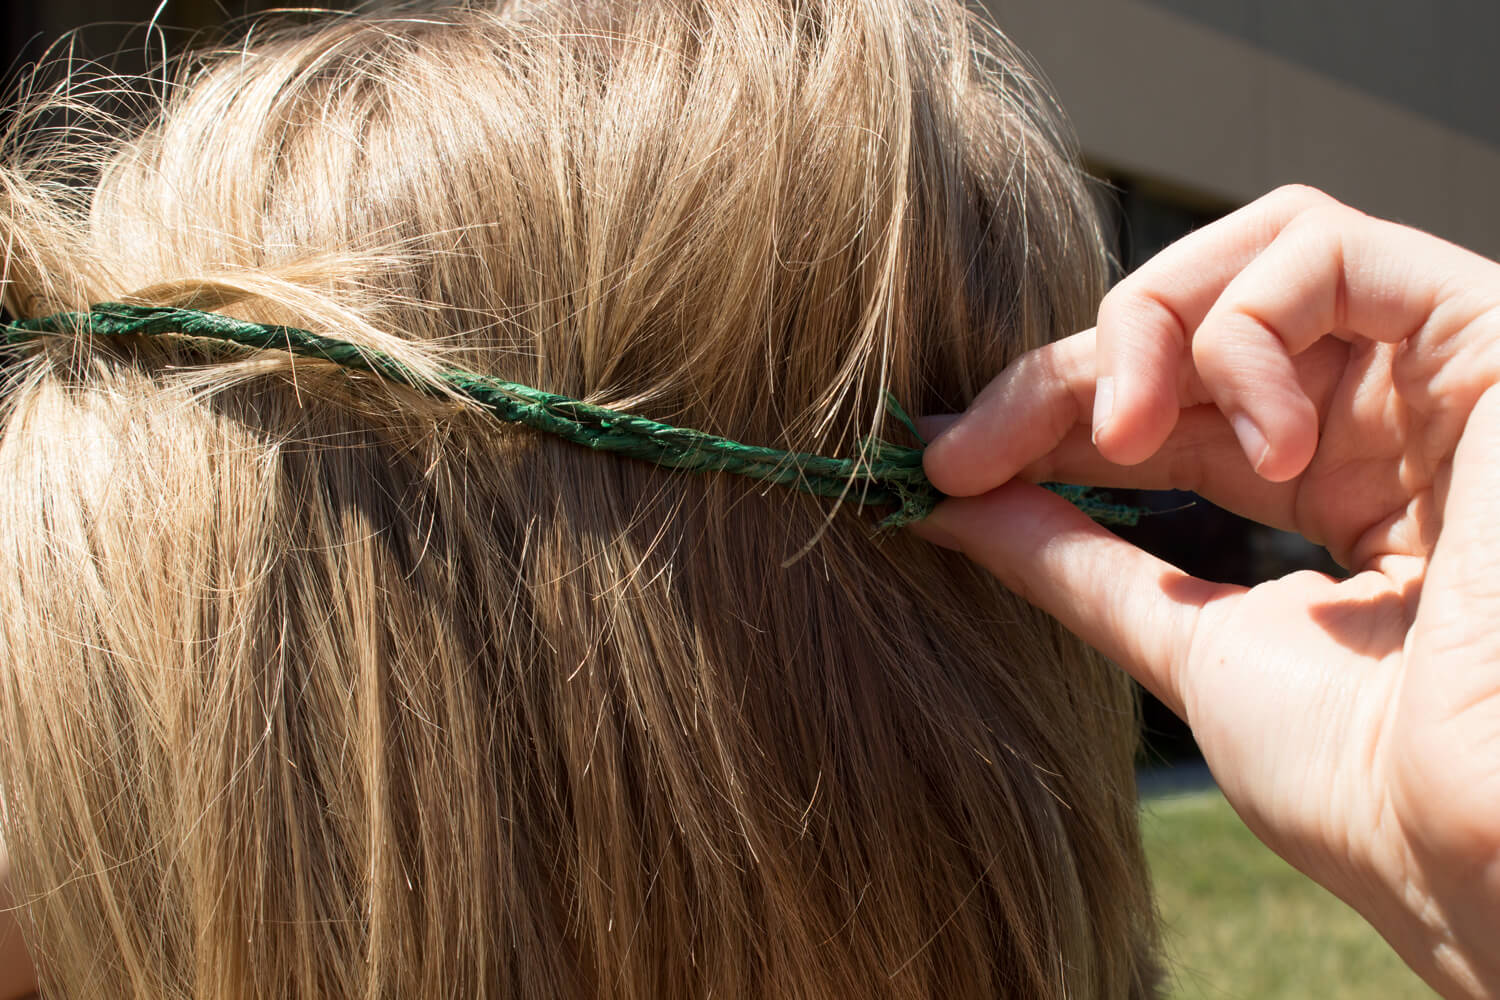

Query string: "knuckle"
[[1274, 193, 1366, 277], [1098, 283, 1188, 350], [1282, 568, 1338, 589], [1266, 183, 1338, 213], [1096, 282, 1131, 328], [1165, 438, 1205, 495], [1296, 199, 1357, 226], [1188, 312, 1251, 369], [1192, 305, 1292, 375], [1285, 201, 1364, 249]]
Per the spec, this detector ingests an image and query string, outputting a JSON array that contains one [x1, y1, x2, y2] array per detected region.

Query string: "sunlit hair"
[[0, 2, 1158, 997]]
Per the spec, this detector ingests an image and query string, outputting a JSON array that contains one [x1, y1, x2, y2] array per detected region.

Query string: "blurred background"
[[3, 1, 1481, 996]]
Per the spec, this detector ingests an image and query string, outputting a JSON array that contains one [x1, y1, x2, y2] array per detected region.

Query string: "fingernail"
[[1230, 413, 1270, 471], [1091, 376, 1115, 444]]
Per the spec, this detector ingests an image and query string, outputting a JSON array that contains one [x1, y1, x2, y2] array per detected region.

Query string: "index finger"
[[1100, 187, 1500, 473], [924, 187, 1332, 498], [922, 327, 1097, 497]]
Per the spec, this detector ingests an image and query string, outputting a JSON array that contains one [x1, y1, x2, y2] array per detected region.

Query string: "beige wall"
[[15, 1, 1499, 258], [985, 0, 1500, 260]]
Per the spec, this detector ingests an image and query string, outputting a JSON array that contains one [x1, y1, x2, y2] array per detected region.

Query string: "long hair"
[[0, 2, 1157, 997]]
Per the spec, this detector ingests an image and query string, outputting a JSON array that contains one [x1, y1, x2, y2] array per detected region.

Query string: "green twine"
[[0, 303, 1141, 530]]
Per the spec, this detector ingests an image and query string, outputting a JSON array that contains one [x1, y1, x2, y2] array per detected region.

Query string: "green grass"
[[1142, 788, 1436, 1000]]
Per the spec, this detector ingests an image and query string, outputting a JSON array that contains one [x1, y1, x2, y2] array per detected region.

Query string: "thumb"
[[1400, 383, 1500, 853], [913, 481, 1241, 719]]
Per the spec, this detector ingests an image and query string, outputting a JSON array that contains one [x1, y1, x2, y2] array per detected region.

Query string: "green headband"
[[0, 303, 1140, 530]]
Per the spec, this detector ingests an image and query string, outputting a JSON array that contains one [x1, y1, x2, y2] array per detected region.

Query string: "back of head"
[[0, 2, 1157, 997]]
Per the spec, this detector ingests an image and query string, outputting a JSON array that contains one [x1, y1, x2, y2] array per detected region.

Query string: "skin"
[[917, 185, 1500, 1000], [0, 846, 36, 1000]]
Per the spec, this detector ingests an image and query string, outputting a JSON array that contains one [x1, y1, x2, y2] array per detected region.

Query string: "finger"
[[930, 335, 1349, 538], [920, 480, 1243, 717], [1189, 203, 1450, 480], [1093, 184, 1339, 463], [1019, 406, 1301, 533], [922, 330, 1096, 497], [922, 324, 1260, 498], [1089, 288, 1187, 466], [1098, 188, 1500, 474], [1186, 211, 1353, 481], [930, 186, 1409, 495]]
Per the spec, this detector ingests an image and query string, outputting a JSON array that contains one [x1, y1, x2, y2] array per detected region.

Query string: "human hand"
[[918, 185, 1500, 1000]]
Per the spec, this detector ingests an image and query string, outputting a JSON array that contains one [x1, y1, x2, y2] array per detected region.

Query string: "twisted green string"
[[0, 303, 1141, 530]]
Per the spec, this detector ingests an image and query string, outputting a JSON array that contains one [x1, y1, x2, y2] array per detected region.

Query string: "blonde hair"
[[0, 2, 1158, 997]]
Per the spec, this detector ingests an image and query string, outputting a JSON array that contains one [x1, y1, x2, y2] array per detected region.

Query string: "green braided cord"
[[0, 304, 1142, 530]]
